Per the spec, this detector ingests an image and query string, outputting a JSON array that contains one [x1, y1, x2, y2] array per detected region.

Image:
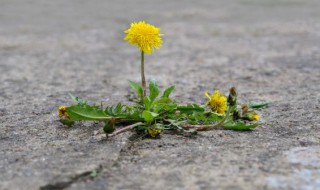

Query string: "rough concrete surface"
[[1, 0, 320, 189]]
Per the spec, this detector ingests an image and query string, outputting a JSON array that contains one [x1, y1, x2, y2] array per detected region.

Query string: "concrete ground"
[[1, 0, 320, 189]]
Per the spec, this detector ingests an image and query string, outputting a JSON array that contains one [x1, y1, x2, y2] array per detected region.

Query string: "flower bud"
[[227, 87, 237, 106], [241, 105, 250, 114], [103, 119, 116, 134]]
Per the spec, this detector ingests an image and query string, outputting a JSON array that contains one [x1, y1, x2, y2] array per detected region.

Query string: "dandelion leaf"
[[222, 121, 258, 131], [67, 105, 109, 121]]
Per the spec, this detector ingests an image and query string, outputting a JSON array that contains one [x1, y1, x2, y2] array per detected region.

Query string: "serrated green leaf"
[[166, 119, 185, 128], [67, 105, 110, 121], [152, 97, 176, 114], [246, 101, 271, 109], [185, 128, 197, 134], [222, 122, 258, 131], [128, 80, 143, 98], [153, 97, 172, 105], [143, 96, 152, 111], [103, 103, 142, 120], [207, 113, 224, 122], [153, 104, 165, 113], [164, 104, 178, 112], [127, 108, 143, 120], [203, 121, 210, 125], [189, 121, 197, 125], [178, 104, 205, 113], [105, 106, 113, 115], [114, 103, 123, 114], [149, 80, 159, 102], [188, 114, 196, 120], [162, 85, 175, 98], [69, 94, 87, 105], [69, 94, 78, 102], [142, 110, 158, 122], [152, 123, 165, 130]]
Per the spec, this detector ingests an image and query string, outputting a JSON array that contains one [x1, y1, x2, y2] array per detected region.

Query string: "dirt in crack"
[[40, 165, 102, 190]]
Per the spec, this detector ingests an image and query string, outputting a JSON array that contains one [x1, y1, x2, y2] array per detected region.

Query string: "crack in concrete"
[[39, 136, 140, 190], [39, 165, 103, 190]]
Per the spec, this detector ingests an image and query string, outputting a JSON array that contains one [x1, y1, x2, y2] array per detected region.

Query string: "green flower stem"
[[108, 122, 143, 138], [141, 51, 146, 97]]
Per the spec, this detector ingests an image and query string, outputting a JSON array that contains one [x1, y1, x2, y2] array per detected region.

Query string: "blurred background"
[[1, 0, 319, 99]]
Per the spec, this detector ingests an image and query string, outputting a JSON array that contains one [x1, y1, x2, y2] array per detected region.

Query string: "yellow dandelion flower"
[[58, 106, 69, 118], [252, 113, 260, 121], [243, 111, 260, 121], [124, 21, 163, 54], [147, 127, 162, 138], [205, 90, 227, 114]]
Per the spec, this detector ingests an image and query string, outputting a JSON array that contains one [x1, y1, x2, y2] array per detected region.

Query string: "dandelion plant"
[[58, 21, 269, 138]]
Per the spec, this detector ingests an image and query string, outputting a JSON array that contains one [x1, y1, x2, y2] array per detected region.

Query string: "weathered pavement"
[[1, 0, 320, 189]]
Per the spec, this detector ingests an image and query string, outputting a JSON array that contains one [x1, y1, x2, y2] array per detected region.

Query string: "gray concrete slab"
[[1, 0, 320, 189]]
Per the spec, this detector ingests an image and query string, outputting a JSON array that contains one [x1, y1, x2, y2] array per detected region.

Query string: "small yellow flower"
[[124, 21, 163, 54], [252, 113, 260, 121], [205, 90, 227, 114], [147, 127, 162, 138], [243, 111, 259, 121], [58, 106, 69, 118]]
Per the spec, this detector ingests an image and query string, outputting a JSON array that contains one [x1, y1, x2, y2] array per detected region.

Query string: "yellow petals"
[[252, 113, 260, 121], [205, 90, 227, 114], [204, 92, 211, 99], [243, 111, 260, 121], [124, 21, 163, 54]]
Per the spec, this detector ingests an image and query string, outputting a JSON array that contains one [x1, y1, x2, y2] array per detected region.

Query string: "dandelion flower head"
[[205, 90, 227, 114], [252, 113, 260, 121], [124, 21, 163, 54]]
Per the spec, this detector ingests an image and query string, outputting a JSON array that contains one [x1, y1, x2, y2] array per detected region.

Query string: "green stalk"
[[141, 51, 146, 97]]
